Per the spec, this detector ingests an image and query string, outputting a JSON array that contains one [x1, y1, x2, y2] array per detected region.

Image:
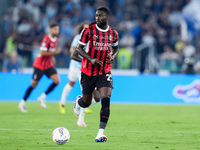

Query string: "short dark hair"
[[97, 7, 110, 16], [50, 23, 59, 28]]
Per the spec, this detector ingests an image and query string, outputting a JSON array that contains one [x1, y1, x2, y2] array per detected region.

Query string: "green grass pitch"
[[0, 102, 200, 150]]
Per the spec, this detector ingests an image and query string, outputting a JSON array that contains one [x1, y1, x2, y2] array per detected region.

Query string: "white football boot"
[[18, 100, 28, 113]]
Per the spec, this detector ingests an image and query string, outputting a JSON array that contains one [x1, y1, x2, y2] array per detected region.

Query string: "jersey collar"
[[96, 24, 109, 32], [48, 34, 57, 42]]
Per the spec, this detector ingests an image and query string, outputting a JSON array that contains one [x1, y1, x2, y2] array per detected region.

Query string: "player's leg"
[[75, 94, 93, 126], [95, 72, 113, 142], [74, 72, 96, 121], [58, 80, 75, 114], [74, 94, 93, 116], [38, 67, 59, 108], [92, 88, 101, 104], [19, 68, 43, 113], [75, 74, 94, 126], [84, 89, 100, 114], [59, 67, 78, 114], [95, 87, 112, 142]]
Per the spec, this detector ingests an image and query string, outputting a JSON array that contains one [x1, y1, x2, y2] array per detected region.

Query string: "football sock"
[[97, 128, 105, 137], [20, 99, 26, 104], [23, 86, 34, 101], [78, 108, 86, 122], [45, 83, 58, 95], [99, 122, 107, 129], [78, 97, 90, 108], [39, 93, 46, 100], [91, 97, 97, 105], [60, 84, 72, 106], [100, 97, 110, 126]]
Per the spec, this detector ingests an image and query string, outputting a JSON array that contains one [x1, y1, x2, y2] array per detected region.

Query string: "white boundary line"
[[0, 128, 200, 134]]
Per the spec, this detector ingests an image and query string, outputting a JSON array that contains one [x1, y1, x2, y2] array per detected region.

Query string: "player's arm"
[[70, 46, 75, 54], [107, 30, 119, 64], [75, 43, 103, 66], [40, 48, 61, 56], [71, 48, 82, 62], [106, 46, 119, 64]]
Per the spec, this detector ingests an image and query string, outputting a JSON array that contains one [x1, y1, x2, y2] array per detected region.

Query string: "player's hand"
[[55, 48, 61, 55], [90, 58, 103, 66], [106, 54, 114, 64]]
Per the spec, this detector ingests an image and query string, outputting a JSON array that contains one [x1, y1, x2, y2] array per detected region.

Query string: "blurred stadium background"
[[1, 0, 200, 104], [1, 2, 200, 149], [1, 0, 200, 74]]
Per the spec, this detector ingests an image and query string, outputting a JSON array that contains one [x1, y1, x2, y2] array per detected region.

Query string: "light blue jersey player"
[[59, 23, 88, 113], [68, 34, 82, 82], [59, 22, 100, 126]]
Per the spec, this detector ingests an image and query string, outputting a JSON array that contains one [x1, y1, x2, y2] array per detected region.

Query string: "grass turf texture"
[[0, 102, 200, 150]]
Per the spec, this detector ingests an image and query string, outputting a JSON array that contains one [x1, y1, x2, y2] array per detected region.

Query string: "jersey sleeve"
[[112, 30, 119, 47], [71, 35, 80, 47], [78, 28, 90, 46], [40, 36, 50, 51]]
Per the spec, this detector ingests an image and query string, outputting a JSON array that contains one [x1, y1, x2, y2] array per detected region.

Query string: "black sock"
[[78, 97, 90, 108], [45, 83, 58, 95], [23, 86, 34, 101], [100, 97, 110, 129]]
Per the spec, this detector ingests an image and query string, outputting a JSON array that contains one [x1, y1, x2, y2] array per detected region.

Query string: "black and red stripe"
[[80, 24, 119, 76]]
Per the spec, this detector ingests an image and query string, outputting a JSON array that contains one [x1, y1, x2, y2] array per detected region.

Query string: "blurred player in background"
[[59, 22, 100, 127], [18, 23, 61, 113], [73, 7, 119, 142]]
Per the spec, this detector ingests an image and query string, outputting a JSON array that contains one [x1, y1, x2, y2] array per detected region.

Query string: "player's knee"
[[101, 93, 111, 100], [31, 82, 38, 88], [69, 81, 75, 87], [53, 79, 60, 84], [94, 95, 100, 102]]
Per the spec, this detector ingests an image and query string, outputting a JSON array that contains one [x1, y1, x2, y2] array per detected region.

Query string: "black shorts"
[[80, 72, 113, 95], [32, 67, 57, 81]]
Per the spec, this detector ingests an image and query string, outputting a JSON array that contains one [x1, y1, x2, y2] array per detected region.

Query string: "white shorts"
[[68, 67, 80, 82]]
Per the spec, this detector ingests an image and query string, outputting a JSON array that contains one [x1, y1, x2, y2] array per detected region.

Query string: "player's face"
[[50, 26, 59, 37], [95, 10, 108, 27]]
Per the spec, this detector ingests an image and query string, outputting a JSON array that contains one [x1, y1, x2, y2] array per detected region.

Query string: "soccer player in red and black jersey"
[[18, 23, 61, 113], [72, 7, 119, 142]]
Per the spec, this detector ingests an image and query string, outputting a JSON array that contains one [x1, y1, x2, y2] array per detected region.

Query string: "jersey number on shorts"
[[106, 74, 112, 82]]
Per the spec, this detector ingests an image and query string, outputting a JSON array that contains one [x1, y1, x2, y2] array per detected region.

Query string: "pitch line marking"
[[0, 128, 200, 134]]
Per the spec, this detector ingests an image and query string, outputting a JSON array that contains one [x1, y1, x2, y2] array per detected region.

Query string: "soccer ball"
[[52, 127, 70, 145]]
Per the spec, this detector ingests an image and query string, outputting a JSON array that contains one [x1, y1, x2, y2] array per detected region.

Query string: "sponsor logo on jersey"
[[93, 41, 112, 50], [173, 80, 200, 103]]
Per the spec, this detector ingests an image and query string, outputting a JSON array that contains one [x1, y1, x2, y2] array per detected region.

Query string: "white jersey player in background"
[[59, 22, 100, 127]]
